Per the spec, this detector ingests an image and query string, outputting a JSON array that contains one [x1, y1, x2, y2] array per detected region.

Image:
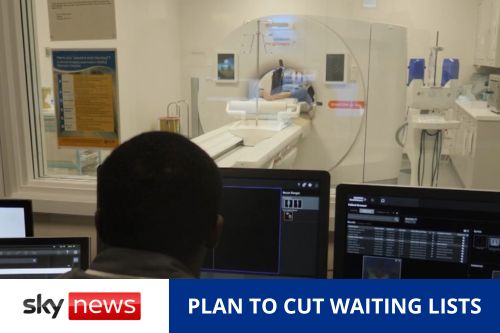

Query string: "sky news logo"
[[23, 292, 141, 320]]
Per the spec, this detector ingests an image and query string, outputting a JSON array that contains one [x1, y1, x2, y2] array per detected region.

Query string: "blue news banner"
[[170, 280, 499, 332]]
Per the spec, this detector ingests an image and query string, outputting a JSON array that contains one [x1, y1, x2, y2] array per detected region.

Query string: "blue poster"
[[52, 49, 119, 148]]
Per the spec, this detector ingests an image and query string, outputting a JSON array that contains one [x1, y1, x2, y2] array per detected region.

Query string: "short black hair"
[[96, 131, 221, 260]]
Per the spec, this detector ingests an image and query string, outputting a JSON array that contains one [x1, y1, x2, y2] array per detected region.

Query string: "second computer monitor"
[[334, 184, 500, 279], [202, 168, 330, 278], [0, 200, 33, 237]]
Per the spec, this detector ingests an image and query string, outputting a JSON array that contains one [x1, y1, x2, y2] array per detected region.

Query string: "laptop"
[[0, 237, 89, 278]]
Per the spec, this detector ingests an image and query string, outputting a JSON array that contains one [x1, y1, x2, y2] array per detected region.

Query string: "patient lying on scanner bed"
[[259, 63, 315, 105], [260, 86, 313, 104]]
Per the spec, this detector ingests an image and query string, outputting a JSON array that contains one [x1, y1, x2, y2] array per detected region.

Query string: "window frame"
[[0, 0, 96, 216]]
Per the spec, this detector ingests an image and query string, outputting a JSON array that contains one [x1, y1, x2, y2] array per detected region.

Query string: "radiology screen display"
[[202, 177, 325, 278], [337, 189, 500, 279]]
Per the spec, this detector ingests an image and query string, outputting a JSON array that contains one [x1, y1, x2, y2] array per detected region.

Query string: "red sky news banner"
[[0, 280, 168, 332]]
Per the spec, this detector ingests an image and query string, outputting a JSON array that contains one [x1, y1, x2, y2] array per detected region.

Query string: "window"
[[0, 0, 497, 216]]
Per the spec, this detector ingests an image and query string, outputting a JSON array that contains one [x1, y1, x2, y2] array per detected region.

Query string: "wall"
[[34, 213, 97, 259], [179, 0, 480, 101], [347, 0, 479, 85]]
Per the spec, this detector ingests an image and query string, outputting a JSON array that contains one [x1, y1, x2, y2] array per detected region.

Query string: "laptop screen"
[[0, 237, 89, 278], [202, 168, 330, 278], [334, 184, 500, 279], [0, 200, 33, 237]]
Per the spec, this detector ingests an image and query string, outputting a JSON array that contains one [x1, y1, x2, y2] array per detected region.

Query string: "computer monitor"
[[0, 237, 89, 278], [325, 53, 348, 83], [334, 184, 500, 279], [0, 200, 33, 237], [202, 168, 330, 278]]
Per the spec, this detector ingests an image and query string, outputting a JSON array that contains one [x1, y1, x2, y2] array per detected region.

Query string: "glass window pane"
[[24, 0, 496, 193]]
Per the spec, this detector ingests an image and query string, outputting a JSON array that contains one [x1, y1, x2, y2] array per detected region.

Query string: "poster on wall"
[[47, 0, 117, 41], [52, 49, 120, 148], [216, 52, 238, 82]]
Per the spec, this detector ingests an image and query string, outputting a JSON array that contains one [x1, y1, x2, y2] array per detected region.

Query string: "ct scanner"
[[190, 15, 407, 185]]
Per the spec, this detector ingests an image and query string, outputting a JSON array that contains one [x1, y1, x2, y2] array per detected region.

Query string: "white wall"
[[34, 213, 97, 259], [179, 0, 480, 100], [34, 0, 183, 140], [347, 0, 479, 84]]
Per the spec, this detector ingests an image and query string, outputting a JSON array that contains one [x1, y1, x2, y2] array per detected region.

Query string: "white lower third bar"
[[0, 267, 72, 275]]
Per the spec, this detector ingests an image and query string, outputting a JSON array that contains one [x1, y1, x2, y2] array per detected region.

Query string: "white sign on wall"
[[47, 0, 117, 41]]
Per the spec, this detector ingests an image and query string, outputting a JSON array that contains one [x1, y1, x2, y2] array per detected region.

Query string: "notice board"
[[47, 0, 117, 41], [52, 49, 119, 148]]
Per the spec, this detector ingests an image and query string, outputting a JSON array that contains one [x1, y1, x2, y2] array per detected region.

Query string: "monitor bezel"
[[0, 237, 90, 271], [0, 199, 34, 237], [334, 183, 500, 278], [219, 168, 331, 278]]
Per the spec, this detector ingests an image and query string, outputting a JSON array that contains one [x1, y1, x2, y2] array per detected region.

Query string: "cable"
[[435, 131, 443, 186], [431, 130, 438, 186], [395, 122, 408, 148], [418, 129, 441, 187], [435, 131, 442, 186], [431, 130, 443, 187], [418, 131, 425, 186]]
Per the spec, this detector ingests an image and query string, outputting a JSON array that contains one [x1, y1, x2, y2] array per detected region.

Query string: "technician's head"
[[96, 131, 222, 275]]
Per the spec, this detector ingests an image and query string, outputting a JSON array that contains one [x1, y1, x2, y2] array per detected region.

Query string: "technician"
[[63, 131, 224, 278]]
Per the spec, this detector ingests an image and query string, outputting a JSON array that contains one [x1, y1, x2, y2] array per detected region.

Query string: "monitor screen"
[[0, 200, 33, 237], [216, 53, 237, 81], [202, 168, 330, 278], [334, 184, 500, 279], [0, 237, 89, 278], [325, 53, 346, 82]]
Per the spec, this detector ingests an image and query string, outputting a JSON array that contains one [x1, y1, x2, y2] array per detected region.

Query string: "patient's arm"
[[260, 89, 292, 101]]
